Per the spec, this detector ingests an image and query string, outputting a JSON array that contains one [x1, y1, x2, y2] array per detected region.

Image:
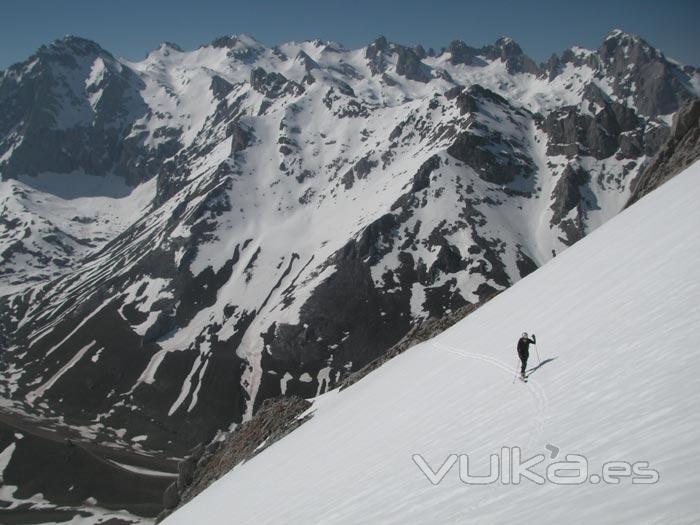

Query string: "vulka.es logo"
[[412, 444, 659, 485]]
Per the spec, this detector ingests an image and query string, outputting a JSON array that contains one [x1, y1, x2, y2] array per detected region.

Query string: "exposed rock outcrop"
[[627, 98, 700, 207], [157, 396, 312, 522]]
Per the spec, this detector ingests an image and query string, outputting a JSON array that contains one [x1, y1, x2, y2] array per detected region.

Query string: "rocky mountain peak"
[[362, 36, 433, 82], [493, 36, 523, 57], [446, 39, 481, 66], [162, 41, 183, 52], [367, 35, 390, 54], [26, 35, 115, 73], [208, 34, 266, 63], [158, 41, 184, 55], [598, 31, 696, 117], [486, 36, 539, 75], [294, 50, 319, 71], [45, 35, 106, 57], [210, 35, 238, 48], [145, 41, 185, 61], [603, 28, 642, 45], [598, 28, 662, 65], [394, 45, 432, 83], [209, 33, 265, 53], [365, 35, 394, 76]]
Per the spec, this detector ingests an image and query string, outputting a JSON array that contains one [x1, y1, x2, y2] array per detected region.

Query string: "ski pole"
[[534, 343, 541, 365]]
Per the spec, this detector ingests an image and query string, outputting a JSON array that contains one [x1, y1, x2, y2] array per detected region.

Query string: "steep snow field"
[[164, 161, 700, 525]]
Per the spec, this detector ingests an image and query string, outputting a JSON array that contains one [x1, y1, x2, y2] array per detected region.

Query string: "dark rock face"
[[544, 53, 562, 81], [210, 36, 238, 48], [446, 37, 539, 74], [545, 31, 697, 119], [209, 35, 263, 62], [598, 31, 695, 117], [454, 84, 509, 115], [484, 37, 541, 75], [411, 155, 440, 192], [447, 91, 534, 187], [627, 98, 700, 207], [228, 121, 254, 155], [295, 50, 319, 72], [255, 223, 414, 408], [366, 37, 432, 82], [448, 131, 525, 184], [540, 85, 666, 162], [583, 83, 640, 132], [0, 37, 161, 185], [210, 75, 234, 99], [250, 67, 304, 98], [342, 155, 378, 189], [395, 46, 432, 83], [447, 40, 484, 67], [543, 106, 618, 159], [365, 36, 391, 75], [550, 165, 589, 226]]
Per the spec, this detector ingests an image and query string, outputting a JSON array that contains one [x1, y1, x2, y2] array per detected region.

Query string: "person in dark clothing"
[[517, 332, 536, 378]]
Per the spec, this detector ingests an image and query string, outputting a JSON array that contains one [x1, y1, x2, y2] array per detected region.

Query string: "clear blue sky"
[[1, 0, 698, 69]]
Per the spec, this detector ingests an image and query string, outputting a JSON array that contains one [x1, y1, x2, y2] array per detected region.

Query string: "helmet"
[[522, 332, 528, 338]]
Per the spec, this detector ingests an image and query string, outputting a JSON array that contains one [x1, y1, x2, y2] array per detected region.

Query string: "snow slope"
[[164, 161, 700, 524]]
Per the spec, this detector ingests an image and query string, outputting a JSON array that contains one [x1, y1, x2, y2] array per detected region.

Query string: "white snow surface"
[[164, 162, 700, 524]]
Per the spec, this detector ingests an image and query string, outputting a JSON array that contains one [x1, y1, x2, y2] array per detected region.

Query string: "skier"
[[517, 332, 536, 379]]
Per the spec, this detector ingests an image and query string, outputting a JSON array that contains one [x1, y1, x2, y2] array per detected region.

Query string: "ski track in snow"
[[433, 341, 551, 454]]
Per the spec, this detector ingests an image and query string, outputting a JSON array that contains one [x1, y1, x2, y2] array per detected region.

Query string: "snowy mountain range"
[[0, 28, 698, 520], [163, 160, 700, 525]]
